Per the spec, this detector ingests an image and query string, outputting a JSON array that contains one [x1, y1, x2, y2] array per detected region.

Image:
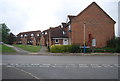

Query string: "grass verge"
[[0, 44, 16, 52], [13, 45, 40, 52]]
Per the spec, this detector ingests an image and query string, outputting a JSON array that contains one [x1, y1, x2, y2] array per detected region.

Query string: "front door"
[[63, 39, 68, 45]]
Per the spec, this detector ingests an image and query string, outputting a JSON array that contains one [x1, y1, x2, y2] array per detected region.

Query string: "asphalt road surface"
[[2, 55, 119, 79]]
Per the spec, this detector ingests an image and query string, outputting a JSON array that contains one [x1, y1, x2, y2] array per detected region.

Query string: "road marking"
[[0, 63, 2, 65], [7, 65, 14, 67], [114, 64, 119, 67], [42, 64, 51, 66], [39, 66, 49, 67], [67, 64, 75, 65], [102, 64, 113, 68], [11, 67, 40, 79], [5, 63, 119, 68]]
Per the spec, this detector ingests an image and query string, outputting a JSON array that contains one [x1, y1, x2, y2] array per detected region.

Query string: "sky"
[[0, 0, 119, 36]]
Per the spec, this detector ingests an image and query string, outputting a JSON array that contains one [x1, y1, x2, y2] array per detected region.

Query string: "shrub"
[[116, 47, 120, 53], [81, 48, 92, 53], [68, 45, 80, 53], [107, 37, 119, 48], [50, 45, 80, 53], [107, 37, 120, 53], [47, 46, 50, 52]]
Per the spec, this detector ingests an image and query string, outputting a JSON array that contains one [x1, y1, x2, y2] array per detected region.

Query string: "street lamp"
[[83, 22, 86, 53]]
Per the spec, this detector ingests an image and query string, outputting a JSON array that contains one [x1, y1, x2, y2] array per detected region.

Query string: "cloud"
[[0, 0, 119, 36], [0, 0, 29, 34]]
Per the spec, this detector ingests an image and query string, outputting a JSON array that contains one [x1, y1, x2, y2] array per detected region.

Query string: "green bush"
[[107, 37, 120, 53], [69, 45, 81, 53], [47, 46, 50, 52], [116, 47, 120, 53], [50, 45, 80, 53], [81, 48, 92, 53], [93, 48, 116, 53], [107, 37, 120, 48]]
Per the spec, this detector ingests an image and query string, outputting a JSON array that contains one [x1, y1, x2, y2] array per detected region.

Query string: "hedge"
[[50, 45, 80, 53]]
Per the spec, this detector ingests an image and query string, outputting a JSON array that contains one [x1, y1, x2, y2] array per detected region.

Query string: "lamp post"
[[83, 22, 86, 53]]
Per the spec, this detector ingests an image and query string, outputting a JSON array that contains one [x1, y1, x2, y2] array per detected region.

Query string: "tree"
[[1, 23, 10, 43], [8, 33, 16, 45], [0, 24, 2, 42]]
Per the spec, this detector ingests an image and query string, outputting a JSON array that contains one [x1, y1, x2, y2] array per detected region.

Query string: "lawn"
[[13, 45, 40, 52], [0, 44, 16, 52]]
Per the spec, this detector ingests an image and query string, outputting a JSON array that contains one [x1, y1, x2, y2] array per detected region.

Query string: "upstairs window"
[[68, 23, 71, 32], [37, 34, 40, 36], [24, 34, 27, 37], [68, 24, 71, 31], [63, 31, 66, 35], [31, 33, 34, 37], [45, 32, 47, 35], [20, 34, 23, 37], [42, 32, 44, 35]]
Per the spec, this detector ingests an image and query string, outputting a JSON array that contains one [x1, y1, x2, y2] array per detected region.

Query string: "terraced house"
[[17, 30, 41, 45], [16, 2, 115, 48], [41, 25, 69, 46], [41, 2, 116, 48]]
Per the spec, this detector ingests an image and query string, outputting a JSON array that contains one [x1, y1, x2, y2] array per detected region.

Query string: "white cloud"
[[0, 0, 119, 36]]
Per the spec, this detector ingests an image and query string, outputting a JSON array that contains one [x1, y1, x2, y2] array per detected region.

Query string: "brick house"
[[42, 2, 115, 48], [16, 2, 115, 48], [17, 30, 41, 45], [41, 25, 69, 46], [66, 2, 115, 48]]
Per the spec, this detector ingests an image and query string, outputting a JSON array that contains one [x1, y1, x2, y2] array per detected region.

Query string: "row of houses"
[[16, 2, 116, 48]]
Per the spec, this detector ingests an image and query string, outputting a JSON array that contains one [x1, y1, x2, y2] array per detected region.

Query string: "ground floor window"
[[55, 39, 59, 43]]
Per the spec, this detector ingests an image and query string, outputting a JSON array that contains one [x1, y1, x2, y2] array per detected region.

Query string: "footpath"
[[4, 44, 30, 54], [30, 46, 49, 55], [3, 44, 120, 56]]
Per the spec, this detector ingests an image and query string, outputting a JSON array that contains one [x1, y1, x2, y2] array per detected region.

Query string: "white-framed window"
[[45, 32, 47, 35], [19, 41, 21, 43], [63, 31, 66, 35], [24, 34, 27, 37], [37, 34, 39, 36], [55, 39, 59, 43], [30, 40, 32, 43], [42, 32, 44, 35], [20, 34, 23, 37], [31, 33, 34, 37], [68, 24, 71, 31]]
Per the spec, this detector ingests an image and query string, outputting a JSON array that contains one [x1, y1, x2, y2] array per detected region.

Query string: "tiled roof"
[[49, 26, 68, 38], [61, 23, 68, 28], [18, 30, 41, 34], [17, 30, 41, 36]]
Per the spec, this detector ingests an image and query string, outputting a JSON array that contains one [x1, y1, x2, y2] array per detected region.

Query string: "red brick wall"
[[21, 38, 27, 45], [71, 3, 115, 48]]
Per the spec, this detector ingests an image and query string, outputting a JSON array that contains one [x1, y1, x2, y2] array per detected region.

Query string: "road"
[[2, 55, 119, 79]]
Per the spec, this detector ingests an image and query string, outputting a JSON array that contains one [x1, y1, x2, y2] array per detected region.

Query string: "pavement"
[[30, 46, 49, 55], [2, 55, 119, 79], [3, 44, 120, 56], [4, 44, 30, 54]]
